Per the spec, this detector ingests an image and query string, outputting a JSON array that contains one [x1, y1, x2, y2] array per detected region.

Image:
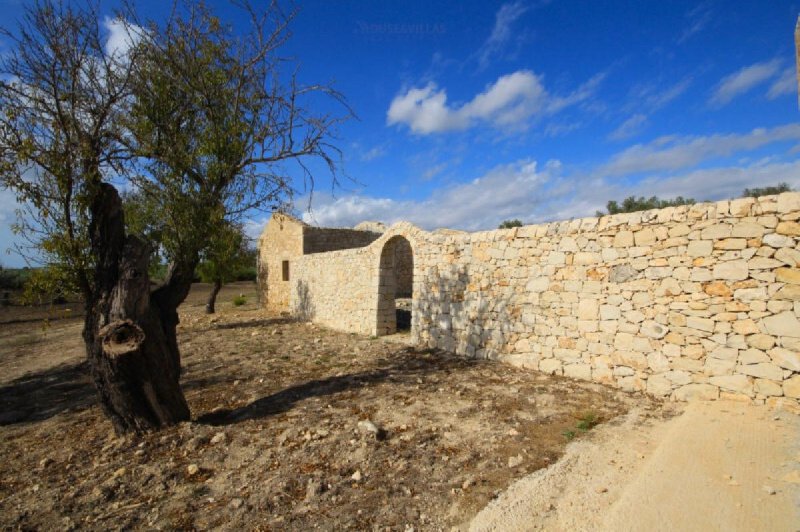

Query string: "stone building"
[[256, 213, 383, 313], [258, 193, 800, 408]]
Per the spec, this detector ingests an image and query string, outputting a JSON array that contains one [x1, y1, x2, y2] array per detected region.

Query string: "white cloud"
[[303, 159, 560, 230], [637, 78, 692, 111], [678, 2, 713, 44], [709, 59, 781, 107], [609, 114, 648, 141], [476, 1, 529, 70], [387, 70, 598, 135], [602, 124, 800, 176], [766, 67, 796, 100], [360, 145, 387, 162], [422, 162, 447, 180], [103, 17, 146, 61], [298, 153, 800, 233]]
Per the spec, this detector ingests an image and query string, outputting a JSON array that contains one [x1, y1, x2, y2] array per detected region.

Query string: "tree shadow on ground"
[[210, 317, 296, 331], [196, 348, 480, 426], [0, 361, 95, 425]]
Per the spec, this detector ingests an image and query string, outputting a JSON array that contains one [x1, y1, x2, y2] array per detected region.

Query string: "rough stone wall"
[[282, 193, 800, 407], [413, 193, 800, 407], [258, 214, 305, 312], [303, 226, 382, 254], [290, 224, 424, 336]]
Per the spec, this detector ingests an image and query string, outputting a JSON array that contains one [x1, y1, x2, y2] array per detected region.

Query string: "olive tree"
[[0, 0, 348, 434]]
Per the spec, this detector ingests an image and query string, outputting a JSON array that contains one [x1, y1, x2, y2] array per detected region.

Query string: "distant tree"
[[196, 223, 253, 314], [599, 195, 696, 216], [498, 219, 523, 229], [742, 183, 792, 198]]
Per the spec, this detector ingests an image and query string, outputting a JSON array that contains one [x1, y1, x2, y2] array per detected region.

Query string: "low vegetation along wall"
[[289, 193, 800, 408]]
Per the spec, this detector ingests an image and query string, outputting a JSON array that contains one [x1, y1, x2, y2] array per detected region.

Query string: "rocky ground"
[[0, 282, 666, 530]]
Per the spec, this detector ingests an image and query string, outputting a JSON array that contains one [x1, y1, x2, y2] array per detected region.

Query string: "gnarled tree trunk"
[[83, 183, 191, 434], [205, 279, 222, 314]]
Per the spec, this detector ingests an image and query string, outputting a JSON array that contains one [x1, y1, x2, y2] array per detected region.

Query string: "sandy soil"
[[0, 282, 659, 531], [471, 400, 800, 531]]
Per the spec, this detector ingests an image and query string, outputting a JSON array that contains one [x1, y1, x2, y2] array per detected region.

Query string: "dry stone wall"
[[303, 227, 382, 254], [286, 193, 800, 408]]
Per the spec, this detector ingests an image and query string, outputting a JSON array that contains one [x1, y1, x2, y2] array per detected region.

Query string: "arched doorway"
[[377, 235, 413, 336]]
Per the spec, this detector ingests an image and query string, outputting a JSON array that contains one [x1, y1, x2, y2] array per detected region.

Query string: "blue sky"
[[2, 0, 800, 266]]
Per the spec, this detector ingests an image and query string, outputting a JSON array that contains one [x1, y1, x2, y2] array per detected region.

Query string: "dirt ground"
[[0, 282, 667, 531]]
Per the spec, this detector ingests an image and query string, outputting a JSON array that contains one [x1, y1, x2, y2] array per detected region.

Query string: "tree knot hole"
[[99, 319, 145, 358]]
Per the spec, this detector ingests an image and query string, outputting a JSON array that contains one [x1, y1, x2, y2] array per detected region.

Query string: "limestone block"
[[671, 357, 703, 372], [665, 370, 692, 385], [738, 362, 783, 381], [641, 320, 669, 339], [574, 252, 600, 265], [762, 233, 794, 248], [774, 247, 800, 267], [783, 375, 800, 399], [731, 222, 765, 238], [701, 224, 732, 239], [728, 198, 754, 216], [731, 288, 765, 302], [559, 237, 579, 252], [547, 251, 566, 265], [690, 269, 713, 282], [526, 277, 549, 292], [577, 299, 599, 320], [776, 221, 800, 236], [632, 337, 653, 353], [704, 281, 732, 297], [776, 268, 800, 285], [646, 351, 669, 372], [613, 365, 635, 376], [668, 312, 687, 327], [577, 320, 598, 333], [712, 260, 749, 281], [646, 374, 673, 396], [769, 347, 800, 371], [674, 383, 719, 401], [684, 344, 705, 359], [614, 231, 634, 247], [625, 310, 645, 324], [747, 257, 783, 269], [705, 357, 736, 376], [687, 240, 713, 257], [776, 192, 800, 213], [612, 350, 648, 370], [686, 316, 715, 333], [601, 247, 619, 261], [539, 358, 562, 374], [745, 334, 775, 351], [709, 374, 752, 395], [634, 228, 656, 246], [709, 346, 738, 360], [663, 343, 682, 357], [600, 305, 621, 320], [738, 347, 770, 364], [774, 285, 800, 301], [754, 379, 783, 397], [762, 311, 800, 337], [563, 363, 592, 380], [609, 264, 638, 283], [714, 238, 747, 250], [619, 375, 647, 392], [669, 224, 691, 237]]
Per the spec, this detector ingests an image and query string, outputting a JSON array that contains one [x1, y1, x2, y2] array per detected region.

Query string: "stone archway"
[[376, 235, 414, 336]]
